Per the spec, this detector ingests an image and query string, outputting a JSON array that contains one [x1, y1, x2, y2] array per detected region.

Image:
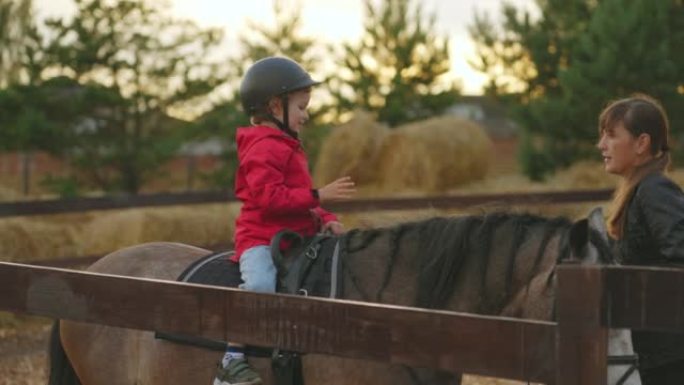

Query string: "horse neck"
[[341, 214, 571, 320], [341, 222, 423, 306]]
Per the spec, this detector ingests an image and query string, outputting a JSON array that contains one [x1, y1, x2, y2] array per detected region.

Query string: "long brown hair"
[[600, 94, 671, 239]]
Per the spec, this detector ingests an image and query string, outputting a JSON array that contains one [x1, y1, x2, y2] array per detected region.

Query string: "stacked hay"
[[80, 203, 240, 256], [0, 185, 20, 202], [0, 216, 82, 261], [549, 161, 619, 189], [457, 161, 619, 194], [0, 203, 241, 263], [375, 116, 492, 192], [313, 110, 389, 186]]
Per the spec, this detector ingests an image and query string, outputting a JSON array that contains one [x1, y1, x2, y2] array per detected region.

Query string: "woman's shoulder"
[[636, 172, 683, 201], [639, 172, 680, 189]]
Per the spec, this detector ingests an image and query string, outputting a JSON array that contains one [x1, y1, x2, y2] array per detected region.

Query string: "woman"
[[597, 93, 684, 384]]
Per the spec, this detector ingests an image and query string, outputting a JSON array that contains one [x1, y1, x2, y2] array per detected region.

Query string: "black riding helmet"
[[240, 56, 320, 138]]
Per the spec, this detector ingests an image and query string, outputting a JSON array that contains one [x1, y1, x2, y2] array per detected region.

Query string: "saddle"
[[155, 230, 345, 385], [270, 229, 344, 298]]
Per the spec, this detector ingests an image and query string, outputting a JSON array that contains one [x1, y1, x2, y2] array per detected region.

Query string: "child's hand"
[[322, 221, 345, 235], [318, 176, 356, 202]]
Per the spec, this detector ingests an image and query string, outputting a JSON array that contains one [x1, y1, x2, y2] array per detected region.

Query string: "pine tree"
[[331, 0, 458, 127], [0, 0, 35, 87], [40, 0, 229, 193], [469, 0, 595, 98], [471, 0, 684, 179], [522, 0, 684, 177]]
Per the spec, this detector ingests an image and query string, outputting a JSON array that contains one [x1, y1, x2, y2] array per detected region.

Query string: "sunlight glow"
[[34, 0, 539, 96]]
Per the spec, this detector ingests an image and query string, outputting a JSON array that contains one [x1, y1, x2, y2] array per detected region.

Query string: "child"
[[213, 56, 355, 385]]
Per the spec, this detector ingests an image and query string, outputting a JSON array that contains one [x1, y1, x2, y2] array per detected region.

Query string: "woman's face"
[[597, 122, 649, 176]]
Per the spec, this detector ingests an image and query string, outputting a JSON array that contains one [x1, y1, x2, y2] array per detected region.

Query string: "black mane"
[[345, 212, 574, 312]]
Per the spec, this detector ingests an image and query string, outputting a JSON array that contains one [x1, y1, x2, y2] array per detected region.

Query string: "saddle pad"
[[178, 250, 242, 287], [155, 250, 270, 356]]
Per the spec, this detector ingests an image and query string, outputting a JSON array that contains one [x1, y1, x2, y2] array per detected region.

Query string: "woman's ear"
[[636, 133, 652, 155]]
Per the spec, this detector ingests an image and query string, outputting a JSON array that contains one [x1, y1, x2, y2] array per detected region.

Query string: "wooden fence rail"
[[0, 188, 613, 217], [0, 262, 556, 383], [556, 265, 684, 385], [4, 260, 683, 384]]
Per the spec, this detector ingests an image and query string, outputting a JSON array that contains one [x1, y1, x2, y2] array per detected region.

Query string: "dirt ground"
[[0, 324, 49, 385]]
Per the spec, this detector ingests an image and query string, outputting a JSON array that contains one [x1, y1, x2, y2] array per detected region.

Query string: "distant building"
[[444, 96, 520, 175], [444, 95, 519, 140]]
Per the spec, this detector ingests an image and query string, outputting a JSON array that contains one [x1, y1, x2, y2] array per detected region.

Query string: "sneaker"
[[212, 358, 262, 385]]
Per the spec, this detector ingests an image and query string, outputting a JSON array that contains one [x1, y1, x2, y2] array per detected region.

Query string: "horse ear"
[[568, 218, 589, 260]]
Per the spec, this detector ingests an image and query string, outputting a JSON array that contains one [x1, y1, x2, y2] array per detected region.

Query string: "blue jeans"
[[238, 245, 277, 293]]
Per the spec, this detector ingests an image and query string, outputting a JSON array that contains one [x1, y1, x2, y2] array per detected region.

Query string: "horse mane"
[[345, 211, 573, 312]]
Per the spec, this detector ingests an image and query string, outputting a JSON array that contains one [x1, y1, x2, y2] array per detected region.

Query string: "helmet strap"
[[254, 95, 299, 140], [279, 94, 299, 139]]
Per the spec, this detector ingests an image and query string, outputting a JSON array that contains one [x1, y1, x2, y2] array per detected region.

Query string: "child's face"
[[271, 89, 311, 133]]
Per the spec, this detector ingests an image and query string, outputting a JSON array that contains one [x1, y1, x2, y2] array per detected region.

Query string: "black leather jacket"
[[616, 172, 684, 369]]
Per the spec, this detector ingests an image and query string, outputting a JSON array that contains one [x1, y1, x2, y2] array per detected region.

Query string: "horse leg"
[[48, 321, 81, 385], [60, 321, 140, 385]]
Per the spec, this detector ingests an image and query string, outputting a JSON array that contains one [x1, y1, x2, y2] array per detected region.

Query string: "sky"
[[34, 0, 538, 95]]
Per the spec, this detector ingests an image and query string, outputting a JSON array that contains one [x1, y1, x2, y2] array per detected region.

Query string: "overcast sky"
[[34, 0, 538, 95]]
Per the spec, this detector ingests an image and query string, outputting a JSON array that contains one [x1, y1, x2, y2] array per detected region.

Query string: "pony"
[[48, 208, 637, 385]]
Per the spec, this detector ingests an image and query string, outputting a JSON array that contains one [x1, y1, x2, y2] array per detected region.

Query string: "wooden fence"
[[1, 261, 682, 384], [0, 188, 613, 217], [2, 188, 614, 268]]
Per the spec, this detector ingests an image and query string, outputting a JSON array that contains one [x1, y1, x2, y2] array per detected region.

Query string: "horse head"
[[568, 207, 615, 265]]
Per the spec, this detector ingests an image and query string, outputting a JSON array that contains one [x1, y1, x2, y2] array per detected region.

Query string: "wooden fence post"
[[557, 265, 608, 385]]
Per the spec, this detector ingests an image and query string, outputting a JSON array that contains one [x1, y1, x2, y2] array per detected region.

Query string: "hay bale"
[[80, 203, 240, 256], [314, 110, 389, 185], [375, 116, 492, 192], [550, 161, 619, 189], [0, 185, 20, 202], [0, 204, 240, 263], [0, 218, 81, 261]]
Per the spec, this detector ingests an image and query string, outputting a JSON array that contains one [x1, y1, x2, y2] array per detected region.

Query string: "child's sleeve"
[[242, 138, 318, 214], [312, 207, 338, 224]]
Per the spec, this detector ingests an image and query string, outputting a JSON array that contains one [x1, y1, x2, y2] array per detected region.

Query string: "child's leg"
[[215, 245, 274, 385], [238, 245, 277, 292]]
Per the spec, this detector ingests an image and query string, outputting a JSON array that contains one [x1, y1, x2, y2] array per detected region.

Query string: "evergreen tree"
[[232, 0, 316, 77], [331, 0, 458, 127], [0, 0, 37, 87], [41, 0, 228, 193], [470, 0, 595, 97], [471, 0, 684, 179]]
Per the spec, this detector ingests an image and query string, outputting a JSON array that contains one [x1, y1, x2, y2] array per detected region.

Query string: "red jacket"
[[232, 125, 337, 261]]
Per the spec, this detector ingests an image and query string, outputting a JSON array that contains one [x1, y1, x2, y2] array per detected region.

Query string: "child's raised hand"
[[318, 176, 356, 202]]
